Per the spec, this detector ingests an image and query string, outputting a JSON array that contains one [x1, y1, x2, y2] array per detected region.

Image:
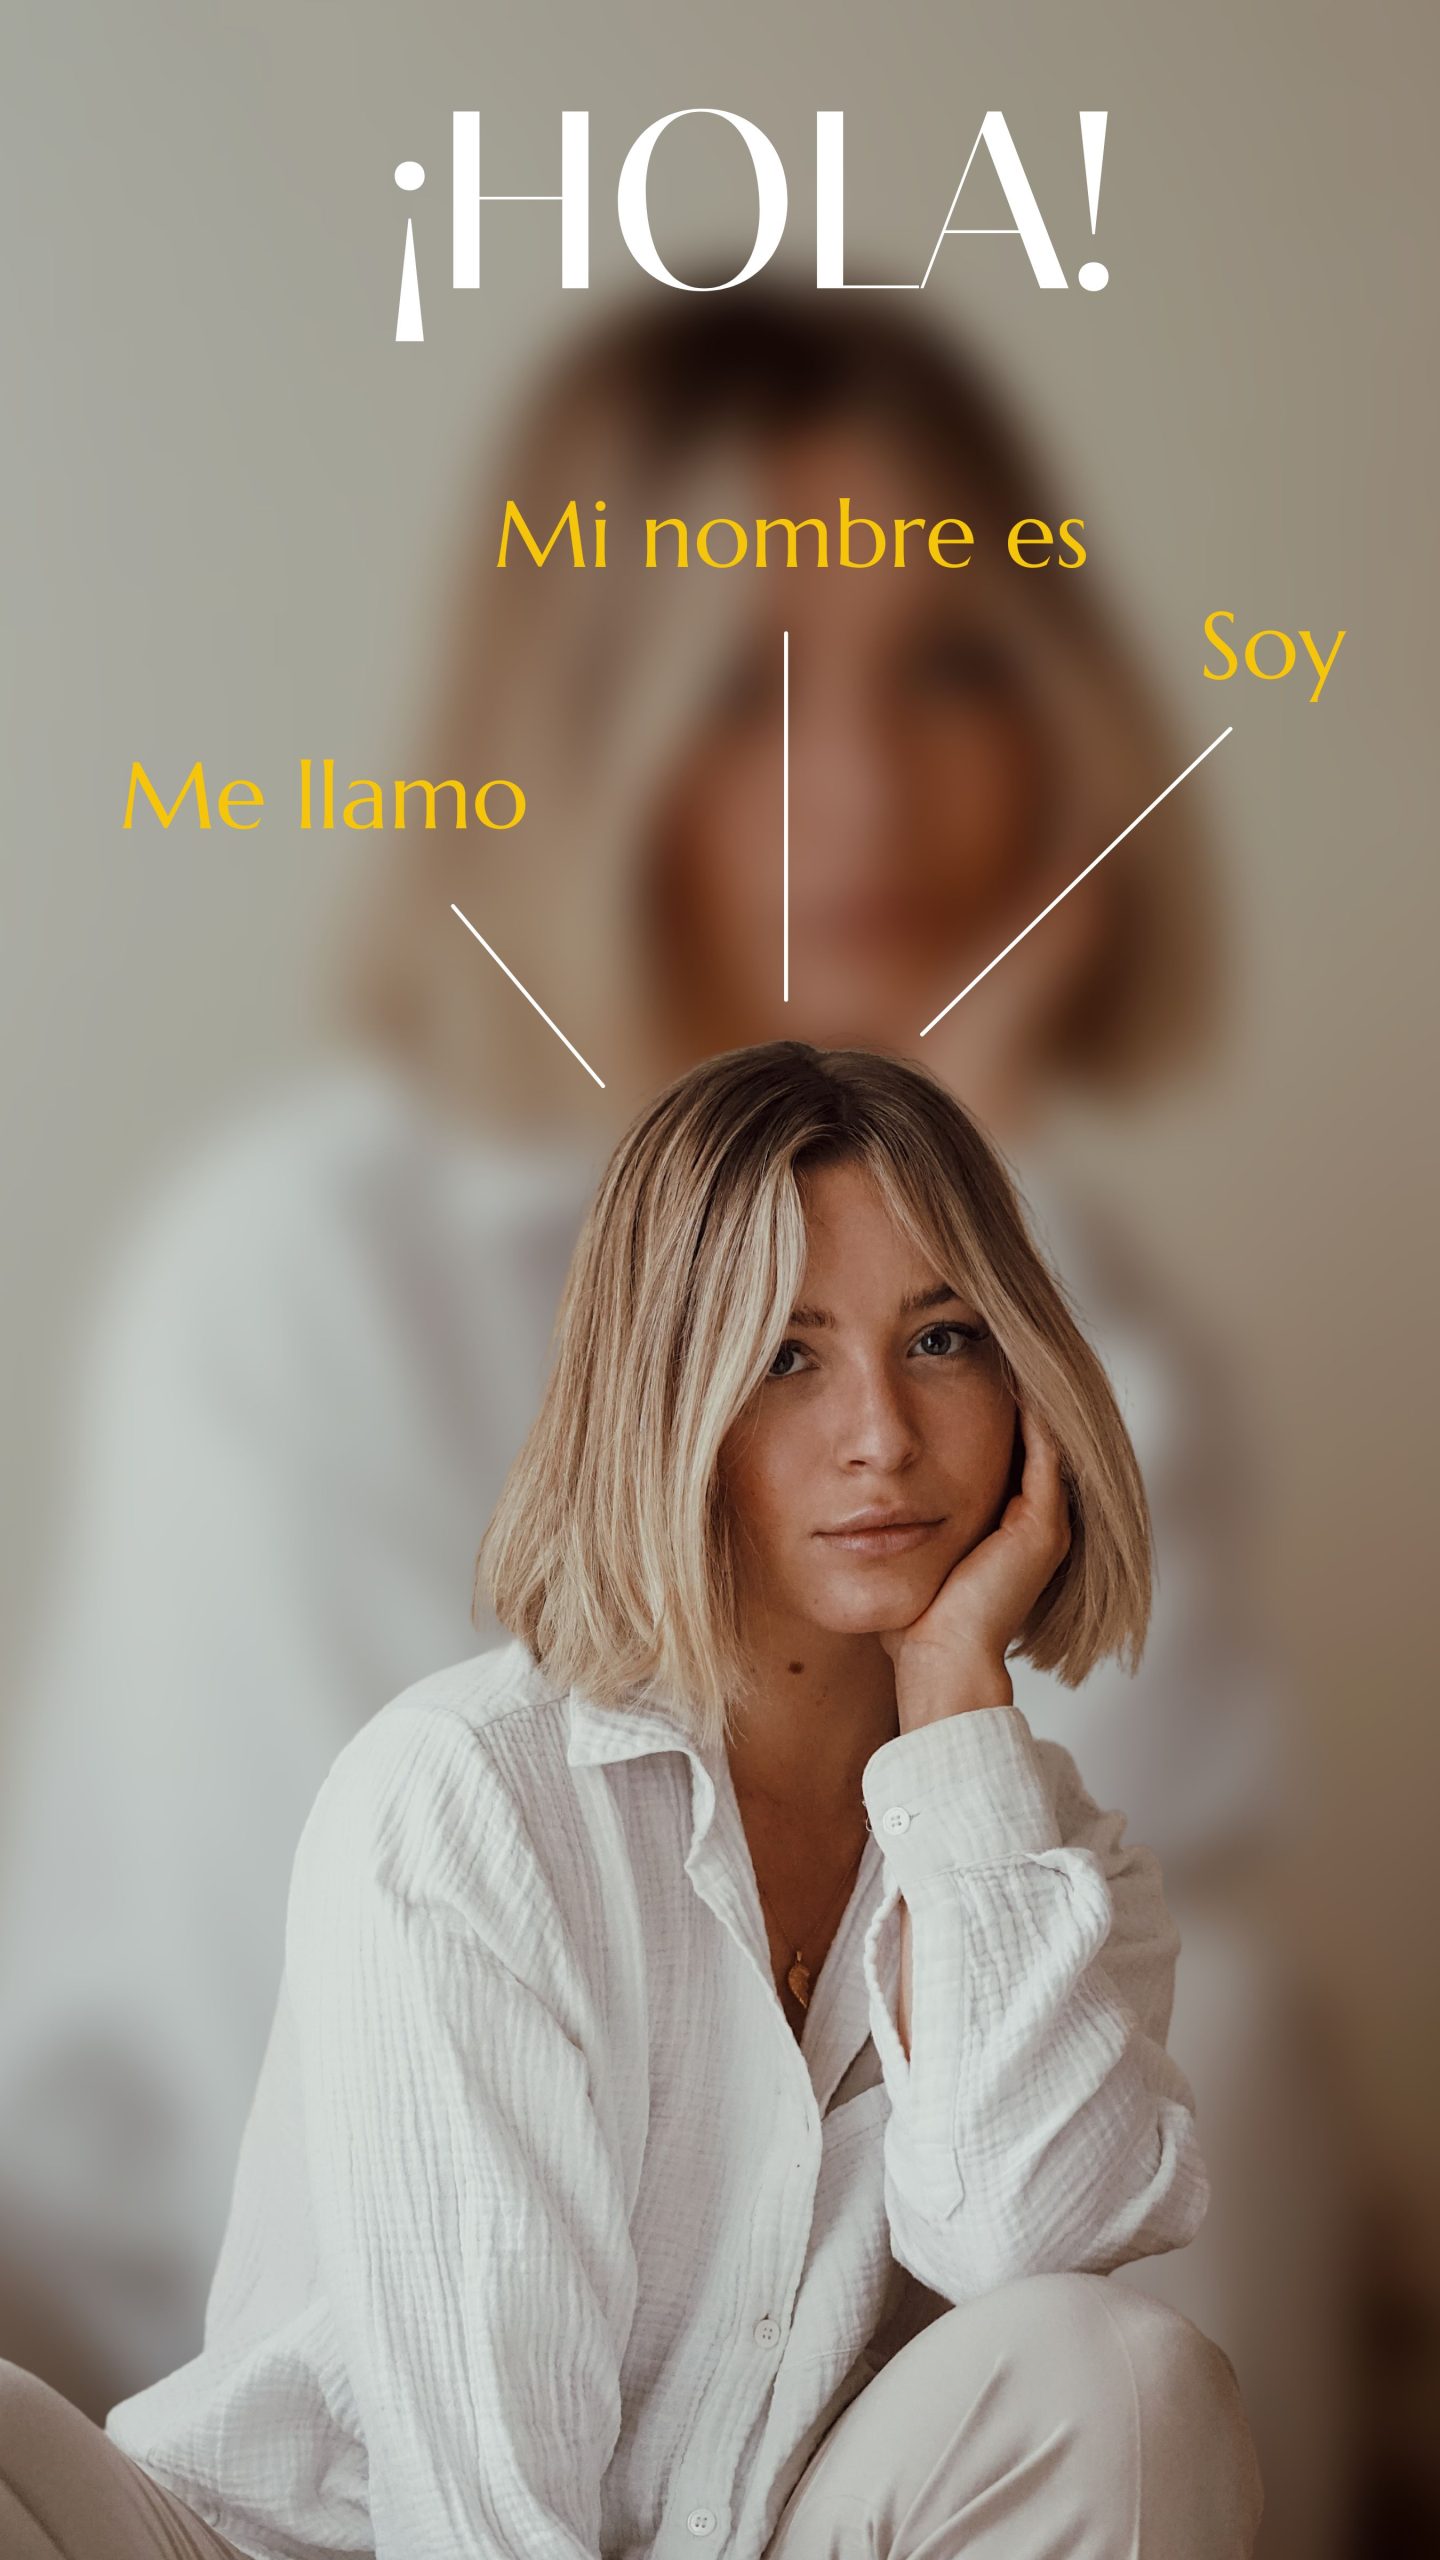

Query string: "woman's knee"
[[1064, 2278, 1264, 2539], [926, 2275, 1262, 2548], [1080, 2276, 1246, 2417], [0, 2355, 62, 2491], [951, 2270, 1236, 2392], [0, 2354, 50, 2438], [930, 2276, 1257, 2463]]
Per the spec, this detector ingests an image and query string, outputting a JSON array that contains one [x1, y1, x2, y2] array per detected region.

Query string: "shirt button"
[[880, 1805, 912, 1835], [686, 2509, 718, 2537], [752, 2315, 781, 2346]]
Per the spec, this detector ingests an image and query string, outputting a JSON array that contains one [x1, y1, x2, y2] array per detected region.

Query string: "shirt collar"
[[563, 1683, 729, 1908], [563, 1683, 711, 1775]]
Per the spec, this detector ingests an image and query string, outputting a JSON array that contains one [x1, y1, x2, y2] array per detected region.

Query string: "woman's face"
[[649, 421, 1056, 1059], [719, 1158, 1018, 1647]]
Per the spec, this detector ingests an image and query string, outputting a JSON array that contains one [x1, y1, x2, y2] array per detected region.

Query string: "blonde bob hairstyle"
[[480, 1042, 1151, 1752]]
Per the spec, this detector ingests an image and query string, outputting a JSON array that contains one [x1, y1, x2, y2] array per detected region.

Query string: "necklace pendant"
[[786, 1956, 811, 2009]]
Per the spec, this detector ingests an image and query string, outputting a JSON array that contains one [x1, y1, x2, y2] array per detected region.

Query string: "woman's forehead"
[[795, 1161, 959, 1290]]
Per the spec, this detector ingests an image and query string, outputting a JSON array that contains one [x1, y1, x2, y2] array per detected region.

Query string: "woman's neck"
[[724, 1625, 899, 1820]]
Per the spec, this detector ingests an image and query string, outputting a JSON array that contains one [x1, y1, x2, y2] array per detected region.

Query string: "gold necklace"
[[753, 1835, 868, 2011]]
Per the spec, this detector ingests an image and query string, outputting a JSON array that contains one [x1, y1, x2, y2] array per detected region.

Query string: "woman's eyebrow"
[[787, 1283, 967, 1330]]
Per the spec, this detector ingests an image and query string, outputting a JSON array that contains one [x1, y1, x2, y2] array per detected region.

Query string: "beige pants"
[[767, 2273, 1262, 2557], [0, 2275, 1262, 2558]]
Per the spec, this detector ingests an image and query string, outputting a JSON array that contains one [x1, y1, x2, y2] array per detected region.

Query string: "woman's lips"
[[814, 1519, 944, 1556]]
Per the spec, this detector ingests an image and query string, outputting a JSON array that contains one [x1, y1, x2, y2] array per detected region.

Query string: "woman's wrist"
[[894, 1643, 1015, 1731]]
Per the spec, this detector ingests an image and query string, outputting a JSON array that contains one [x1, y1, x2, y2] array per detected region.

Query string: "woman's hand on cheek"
[[879, 1402, 1073, 1731]]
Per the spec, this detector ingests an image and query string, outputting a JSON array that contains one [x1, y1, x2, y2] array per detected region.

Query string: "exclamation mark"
[[1078, 114, 1108, 291], [395, 160, 425, 342]]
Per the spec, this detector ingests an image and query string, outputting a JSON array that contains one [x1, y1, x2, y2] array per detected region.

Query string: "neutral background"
[[4, 0, 1435, 2318]]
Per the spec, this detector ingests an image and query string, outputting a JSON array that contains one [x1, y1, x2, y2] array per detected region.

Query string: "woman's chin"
[[810, 1566, 946, 1638]]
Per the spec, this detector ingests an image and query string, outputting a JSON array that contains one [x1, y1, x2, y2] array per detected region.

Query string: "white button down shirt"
[[106, 1636, 1207, 2560]]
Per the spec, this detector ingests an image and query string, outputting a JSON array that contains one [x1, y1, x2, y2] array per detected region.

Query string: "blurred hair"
[[333, 284, 1221, 1128], [479, 1041, 1152, 1749]]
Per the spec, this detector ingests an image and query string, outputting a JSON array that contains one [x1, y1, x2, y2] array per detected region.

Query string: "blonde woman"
[[0, 288, 1329, 2558], [0, 1043, 1261, 2560]]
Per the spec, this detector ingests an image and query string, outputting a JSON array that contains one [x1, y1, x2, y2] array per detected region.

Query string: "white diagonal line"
[[920, 727, 1233, 1038], [450, 904, 606, 1088]]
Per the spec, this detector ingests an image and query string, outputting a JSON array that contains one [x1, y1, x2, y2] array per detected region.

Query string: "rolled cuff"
[[861, 1706, 1063, 1884]]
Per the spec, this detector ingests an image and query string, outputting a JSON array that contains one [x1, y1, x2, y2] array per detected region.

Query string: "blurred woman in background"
[[0, 286, 1345, 2557]]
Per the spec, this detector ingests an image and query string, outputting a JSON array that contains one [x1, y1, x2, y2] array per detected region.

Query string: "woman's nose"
[[833, 1363, 921, 1472]]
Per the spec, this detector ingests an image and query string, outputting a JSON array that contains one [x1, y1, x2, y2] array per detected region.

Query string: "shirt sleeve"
[[284, 1706, 637, 2560], [858, 1705, 1209, 2303]]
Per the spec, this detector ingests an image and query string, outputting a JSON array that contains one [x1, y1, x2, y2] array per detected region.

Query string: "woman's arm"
[[285, 1704, 637, 2560], [858, 1705, 1208, 2303]]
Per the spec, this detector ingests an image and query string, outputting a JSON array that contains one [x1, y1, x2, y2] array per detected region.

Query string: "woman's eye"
[[767, 1340, 811, 1378], [768, 1325, 986, 1376], [913, 1322, 987, 1359]]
